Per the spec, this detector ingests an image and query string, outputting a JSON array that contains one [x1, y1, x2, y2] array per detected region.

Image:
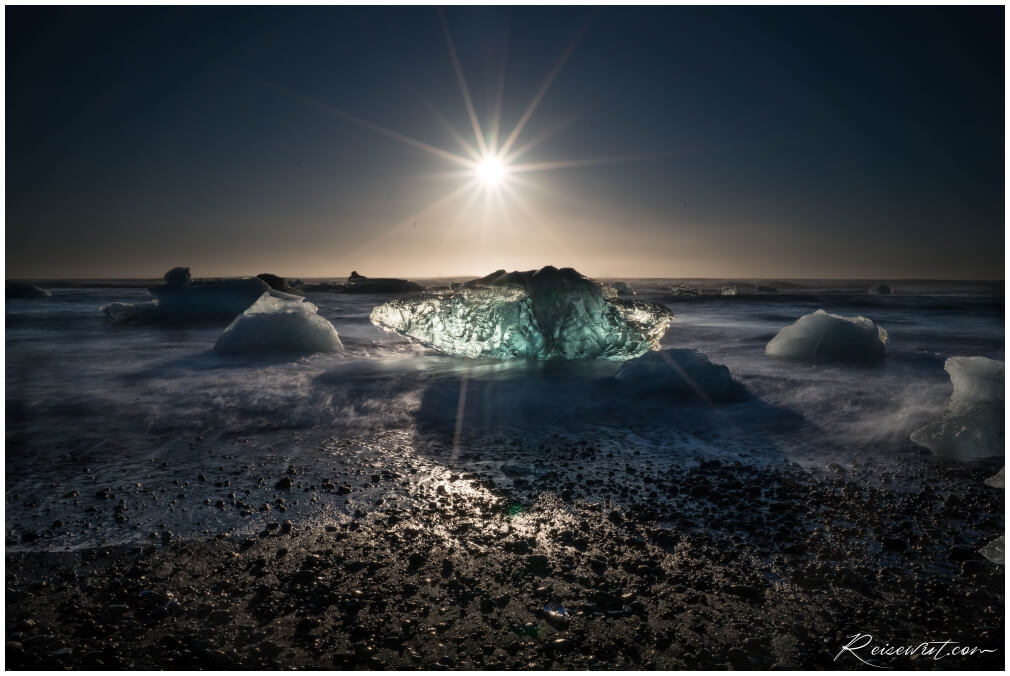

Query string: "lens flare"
[[478, 156, 506, 186]]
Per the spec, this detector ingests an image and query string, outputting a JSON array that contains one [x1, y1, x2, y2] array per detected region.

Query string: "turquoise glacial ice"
[[369, 266, 673, 361]]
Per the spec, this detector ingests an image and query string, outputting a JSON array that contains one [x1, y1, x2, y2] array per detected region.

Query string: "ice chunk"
[[868, 284, 892, 295], [910, 356, 1004, 461], [980, 536, 1004, 565], [615, 349, 748, 402], [343, 270, 423, 294], [163, 266, 191, 286], [720, 285, 738, 296], [910, 406, 1004, 461], [102, 301, 160, 322], [372, 283, 542, 359], [945, 356, 1004, 407], [6, 281, 51, 299], [612, 281, 636, 296], [985, 467, 1004, 489], [215, 293, 343, 355], [257, 273, 304, 296], [671, 284, 701, 297], [370, 266, 673, 361], [102, 269, 303, 323], [150, 277, 277, 319], [765, 309, 888, 365]]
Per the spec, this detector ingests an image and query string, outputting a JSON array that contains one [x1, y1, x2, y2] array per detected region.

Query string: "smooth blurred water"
[[5, 278, 1003, 548]]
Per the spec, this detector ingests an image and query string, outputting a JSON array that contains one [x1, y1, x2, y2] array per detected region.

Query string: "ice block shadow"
[[403, 356, 810, 467]]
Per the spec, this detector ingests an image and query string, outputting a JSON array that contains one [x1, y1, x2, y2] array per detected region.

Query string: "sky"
[[6, 6, 1005, 280]]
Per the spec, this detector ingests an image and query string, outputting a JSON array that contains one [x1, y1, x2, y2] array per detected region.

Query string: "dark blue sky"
[[6, 6, 1004, 279]]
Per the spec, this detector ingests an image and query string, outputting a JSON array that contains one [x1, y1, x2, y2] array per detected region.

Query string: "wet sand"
[[5, 436, 1004, 670]]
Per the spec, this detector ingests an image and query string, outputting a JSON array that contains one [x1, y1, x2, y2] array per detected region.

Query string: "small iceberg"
[[6, 281, 51, 299], [944, 356, 1004, 405], [910, 356, 1004, 461], [868, 284, 892, 295], [163, 266, 191, 286], [215, 294, 343, 355], [370, 266, 672, 361], [150, 277, 280, 318], [615, 349, 748, 403], [343, 271, 423, 294], [765, 309, 888, 365], [671, 284, 701, 297], [720, 285, 738, 296], [985, 467, 1004, 489], [257, 273, 304, 296], [102, 267, 298, 323]]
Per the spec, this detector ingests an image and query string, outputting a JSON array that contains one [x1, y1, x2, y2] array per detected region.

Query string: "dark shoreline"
[[6, 446, 1003, 670]]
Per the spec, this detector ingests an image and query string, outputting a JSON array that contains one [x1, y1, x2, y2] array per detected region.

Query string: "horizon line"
[[6, 274, 1006, 283]]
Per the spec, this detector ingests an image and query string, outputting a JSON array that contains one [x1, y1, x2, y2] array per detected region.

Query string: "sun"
[[477, 156, 506, 187], [296, 13, 661, 235]]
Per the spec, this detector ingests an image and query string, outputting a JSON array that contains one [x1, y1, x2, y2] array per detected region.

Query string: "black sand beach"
[[6, 435, 1003, 670]]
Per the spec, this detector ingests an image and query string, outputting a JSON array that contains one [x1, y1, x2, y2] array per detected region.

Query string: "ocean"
[[5, 278, 1004, 551]]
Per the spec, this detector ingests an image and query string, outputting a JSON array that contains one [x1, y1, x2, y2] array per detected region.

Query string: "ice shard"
[[910, 356, 1004, 461], [369, 266, 673, 361]]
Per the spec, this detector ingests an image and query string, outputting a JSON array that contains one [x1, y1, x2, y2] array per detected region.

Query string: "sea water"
[[5, 279, 1003, 549]]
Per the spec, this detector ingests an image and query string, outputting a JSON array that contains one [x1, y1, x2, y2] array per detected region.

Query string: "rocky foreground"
[[5, 439, 1004, 670]]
